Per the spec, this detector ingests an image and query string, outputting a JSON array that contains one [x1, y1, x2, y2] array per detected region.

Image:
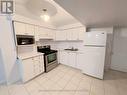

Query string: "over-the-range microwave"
[[16, 35, 35, 45]]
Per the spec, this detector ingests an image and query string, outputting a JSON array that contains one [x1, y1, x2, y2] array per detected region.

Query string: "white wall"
[[37, 40, 84, 51], [0, 16, 20, 84], [111, 27, 127, 72], [87, 27, 113, 34], [0, 48, 6, 84], [57, 23, 84, 30]]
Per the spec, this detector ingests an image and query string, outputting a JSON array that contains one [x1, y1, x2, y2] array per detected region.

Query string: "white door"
[[111, 30, 127, 72], [82, 47, 106, 79], [84, 31, 107, 46], [22, 58, 34, 82], [68, 52, 76, 68]]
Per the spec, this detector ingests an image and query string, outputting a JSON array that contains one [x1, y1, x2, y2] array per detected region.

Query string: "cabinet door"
[[33, 56, 44, 76], [66, 30, 72, 40], [47, 29, 55, 39], [68, 52, 76, 68], [39, 27, 49, 39], [22, 58, 34, 82], [72, 29, 79, 40], [57, 51, 60, 64], [33, 57, 40, 76], [34, 26, 40, 41], [39, 56, 44, 73], [55, 31, 67, 40], [26, 24, 35, 35], [77, 53, 84, 70], [14, 22, 26, 35], [39, 27, 45, 38], [78, 27, 86, 40], [59, 51, 68, 65]]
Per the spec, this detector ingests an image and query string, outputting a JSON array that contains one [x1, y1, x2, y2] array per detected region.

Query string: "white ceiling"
[[15, 0, 79, 27], [54, 0, 127, 27]]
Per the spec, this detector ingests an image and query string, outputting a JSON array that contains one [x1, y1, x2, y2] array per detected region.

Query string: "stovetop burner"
[[37, 45, 57, 55]]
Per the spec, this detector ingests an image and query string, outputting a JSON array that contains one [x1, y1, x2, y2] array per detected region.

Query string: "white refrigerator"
[[82, 31, 107, 79]]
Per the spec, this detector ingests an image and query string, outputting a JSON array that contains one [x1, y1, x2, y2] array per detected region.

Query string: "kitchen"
[[0, 0, 127, 95]]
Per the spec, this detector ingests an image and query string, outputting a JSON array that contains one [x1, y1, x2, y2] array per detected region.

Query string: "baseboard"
[[111, 65, 127, 73]]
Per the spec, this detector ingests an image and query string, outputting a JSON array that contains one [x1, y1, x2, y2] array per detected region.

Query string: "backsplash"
[[37, 40, 84, 51], [17, 45, 37, 54]]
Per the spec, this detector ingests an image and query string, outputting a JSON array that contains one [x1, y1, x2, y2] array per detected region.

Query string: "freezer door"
[[84, 31, 107, 46], [81, 47, 106, 79]]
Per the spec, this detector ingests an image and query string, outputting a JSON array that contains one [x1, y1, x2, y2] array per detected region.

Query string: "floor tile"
[[2, 65, 127, 95], [75, 91, 89, 95], [0, 85, 9, 95], [8, 84, 29, 95]]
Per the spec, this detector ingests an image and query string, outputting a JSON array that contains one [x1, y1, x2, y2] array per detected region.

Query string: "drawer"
[[33, 56, 40, 61]]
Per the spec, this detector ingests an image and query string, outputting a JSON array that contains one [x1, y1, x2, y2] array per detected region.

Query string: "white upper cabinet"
[[55, 27, 86, 41], [38, 27, 55, 39], [34, 26, 39, 41], [14, 22, 34, 36], [66, 28, 79, 40], [55, 31, 67, 40], [78, 27, 86, 40], [14, 22, 26, 35], [26, 24, 35, 35]]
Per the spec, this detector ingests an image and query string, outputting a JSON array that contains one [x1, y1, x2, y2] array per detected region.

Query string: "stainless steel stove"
[[37, 45, 58, 72]]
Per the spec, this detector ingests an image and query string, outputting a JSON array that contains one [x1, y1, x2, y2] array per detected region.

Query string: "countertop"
[[18, 52, 44, 60], [58, 49, 84, 54]]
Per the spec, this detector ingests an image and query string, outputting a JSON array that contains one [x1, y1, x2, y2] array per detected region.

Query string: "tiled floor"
[[1, 64, 127, 95]]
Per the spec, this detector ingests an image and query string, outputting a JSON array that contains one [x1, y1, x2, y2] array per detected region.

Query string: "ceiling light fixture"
[[40, 9, 50, 22]]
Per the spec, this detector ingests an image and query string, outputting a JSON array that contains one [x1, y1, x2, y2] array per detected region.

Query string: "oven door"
[[46, 53, 57, 66]]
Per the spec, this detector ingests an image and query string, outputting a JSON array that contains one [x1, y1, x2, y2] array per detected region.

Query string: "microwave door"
[[16, 35, 35, 45]]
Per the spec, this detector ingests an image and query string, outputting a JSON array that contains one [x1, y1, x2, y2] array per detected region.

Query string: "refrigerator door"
[[84, 31, 107, 46], [81, 47, 106, 79]]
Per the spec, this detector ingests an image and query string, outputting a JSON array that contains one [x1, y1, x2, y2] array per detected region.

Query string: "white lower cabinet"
[[59, 51, 85, 70], [22, 58, 34, 82], [77, 53, 85, 70], [59, 51, 68, 66], [68, 52, 77, 68], [21, 55, 44, 82], [59, 51, 77, 68]]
